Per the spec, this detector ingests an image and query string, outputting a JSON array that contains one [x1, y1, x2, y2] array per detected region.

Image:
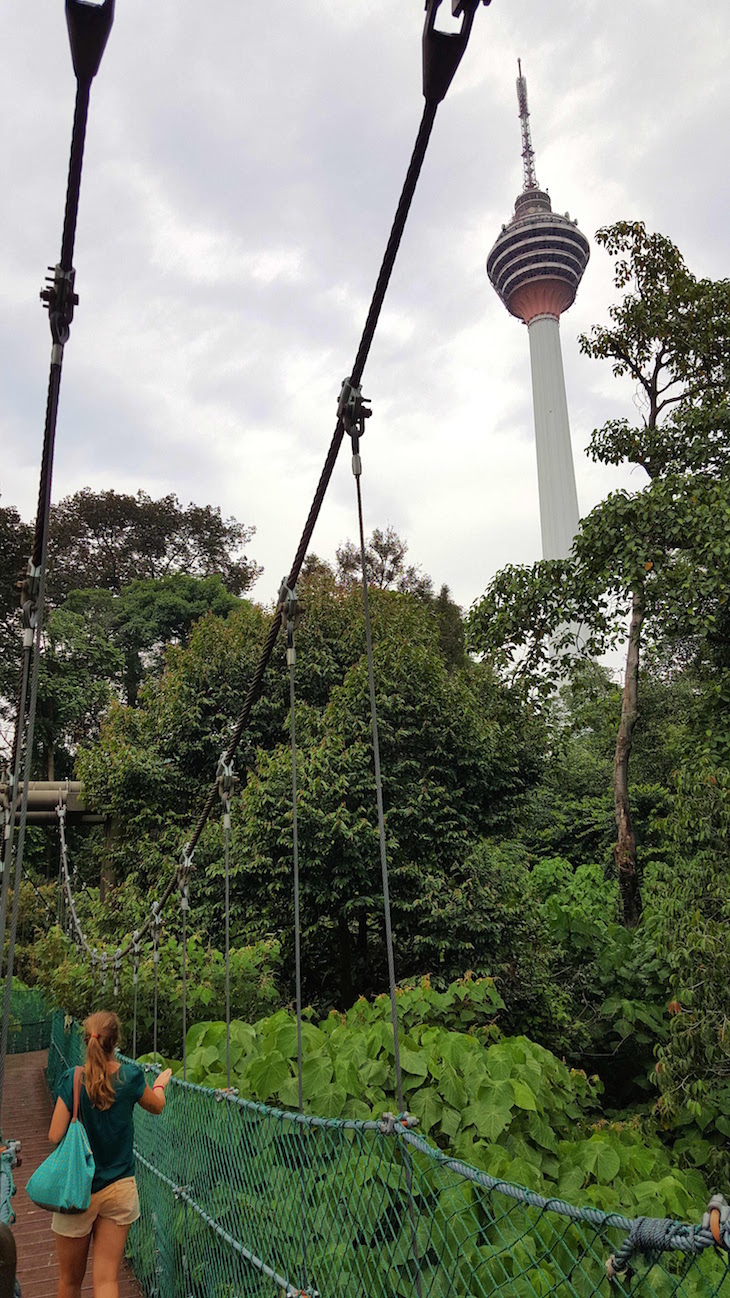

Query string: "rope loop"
[[703, 1194, 730, 1248]]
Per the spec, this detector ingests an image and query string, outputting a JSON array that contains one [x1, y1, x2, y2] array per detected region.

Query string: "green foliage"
[[650, 763, 730, 1177], [46, 487, 261, 601], [154, 981, 709, 1225], [24, 925, 282, 1058], [235, 633, 545, 1007]]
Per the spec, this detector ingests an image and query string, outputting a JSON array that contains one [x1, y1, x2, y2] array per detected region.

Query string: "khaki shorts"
[[52, 1175, 140, 1237]]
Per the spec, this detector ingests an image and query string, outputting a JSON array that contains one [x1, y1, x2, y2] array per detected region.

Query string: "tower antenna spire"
[[516, 58, 538, 191]]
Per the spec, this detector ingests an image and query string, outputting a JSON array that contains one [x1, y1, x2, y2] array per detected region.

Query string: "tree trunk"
[[613, 584, 644, 928]]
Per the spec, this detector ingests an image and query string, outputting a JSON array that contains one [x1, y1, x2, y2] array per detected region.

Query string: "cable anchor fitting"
[[132, 931, 141, 985], [40, 264, 79, 346], [278, 581, 302, 667], [338, 377, 371, 476], [216, 756, 237, 825], [151, 903, 162, 964], [422, 0, 491, 107]]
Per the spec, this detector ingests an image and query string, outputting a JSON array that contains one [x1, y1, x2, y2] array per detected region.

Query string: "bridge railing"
[[48, 1012, 730, 1298]]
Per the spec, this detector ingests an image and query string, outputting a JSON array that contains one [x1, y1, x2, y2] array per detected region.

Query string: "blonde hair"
[[83, 1010, 120, 1110]]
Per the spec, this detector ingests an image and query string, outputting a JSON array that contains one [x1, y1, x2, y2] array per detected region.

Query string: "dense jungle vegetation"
[[3, 221, 730, 1221]]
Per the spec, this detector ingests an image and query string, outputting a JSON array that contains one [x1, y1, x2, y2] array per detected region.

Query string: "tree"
[[46, 488, 262, 600], [467, 223, 730, 927], [63, 574, 241, 706], [233, 610, 544, 1008], [336, 525, 434, 600]]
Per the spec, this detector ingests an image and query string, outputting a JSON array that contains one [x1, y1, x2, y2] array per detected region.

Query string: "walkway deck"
[[2, 1051, 141, 1298]]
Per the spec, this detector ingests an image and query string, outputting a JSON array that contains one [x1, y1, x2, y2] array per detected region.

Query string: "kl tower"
[[487, 62, 590, 559]]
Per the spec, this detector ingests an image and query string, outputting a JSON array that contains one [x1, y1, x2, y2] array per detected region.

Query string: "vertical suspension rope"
[[281, 586, 304, 1116], [152, 905, 161, 1066], [345, 395, 423, 1298], [132, 932, 140, 1059], [344, 415, 405, 1113], [216, 759, 235, 1091]]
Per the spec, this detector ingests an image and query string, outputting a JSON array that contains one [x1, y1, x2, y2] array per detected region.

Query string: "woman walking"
[[47, 1010, 171, 1298]]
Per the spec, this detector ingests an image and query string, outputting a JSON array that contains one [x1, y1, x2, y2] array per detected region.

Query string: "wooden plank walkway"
[[2, 1050, 142, 1298]]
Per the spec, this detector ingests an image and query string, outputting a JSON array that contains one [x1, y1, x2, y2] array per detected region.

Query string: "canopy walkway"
[[3, 1011, 717, 1298]]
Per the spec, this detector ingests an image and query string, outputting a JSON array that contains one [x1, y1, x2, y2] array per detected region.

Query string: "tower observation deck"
[[486, 62, 589, 559]]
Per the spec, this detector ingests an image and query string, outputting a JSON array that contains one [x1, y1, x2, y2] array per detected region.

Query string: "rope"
[[132, 932, 140, 1060], [216, 758, 235, 1090], [58, 76, 449, 975], [178, 99, 440, 876], [0, 648, 32, 991], [0, 556, 50, 1113], [347, 422, 404, 1112]]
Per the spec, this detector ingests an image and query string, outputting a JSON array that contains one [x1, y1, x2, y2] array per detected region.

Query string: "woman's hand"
[[155, 1068, 172, 1090]]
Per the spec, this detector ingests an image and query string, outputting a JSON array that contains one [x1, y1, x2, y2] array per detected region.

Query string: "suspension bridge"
[[2, 2, 730, 1295]]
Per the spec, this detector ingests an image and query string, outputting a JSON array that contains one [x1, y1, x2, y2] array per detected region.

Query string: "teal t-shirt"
[[57, 1063, 146, 1193]]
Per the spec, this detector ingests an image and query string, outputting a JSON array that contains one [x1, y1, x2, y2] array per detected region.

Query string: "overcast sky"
[[2, 1, 729, 615]]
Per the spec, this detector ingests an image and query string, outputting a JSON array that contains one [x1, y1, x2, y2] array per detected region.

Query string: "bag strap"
[[71, 1065, 83, 1123]]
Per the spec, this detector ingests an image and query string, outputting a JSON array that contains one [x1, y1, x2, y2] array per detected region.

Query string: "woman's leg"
[[91, 1218, 130, 1298], [55, 1232, 91, 1298]]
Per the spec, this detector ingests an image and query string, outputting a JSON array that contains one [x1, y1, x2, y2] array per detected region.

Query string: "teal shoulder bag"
[[27, 1066, 95, 1213]]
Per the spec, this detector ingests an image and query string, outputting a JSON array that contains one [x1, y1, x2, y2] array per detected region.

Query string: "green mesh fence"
[[0, 982, 54, 1054], [48, 1013, 730, 1298]]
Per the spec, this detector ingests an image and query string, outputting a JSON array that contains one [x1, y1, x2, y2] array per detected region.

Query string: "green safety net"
[[0, 982, 54, 1055], [48, 1013, 730, 1298]]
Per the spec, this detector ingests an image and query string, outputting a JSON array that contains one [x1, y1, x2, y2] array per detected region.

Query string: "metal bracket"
[[422, 0, 490, 106], [338, 377, 372, 475], [66, 0, 115, 87], [278, 581, 302, 667], [40, 264, 79, 345]]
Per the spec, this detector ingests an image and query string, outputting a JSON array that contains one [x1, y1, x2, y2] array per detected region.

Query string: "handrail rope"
[[133, 1149, 317, 1298]]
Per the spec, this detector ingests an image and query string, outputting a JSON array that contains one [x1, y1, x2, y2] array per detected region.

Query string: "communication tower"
[[487, 62, 589, 559]]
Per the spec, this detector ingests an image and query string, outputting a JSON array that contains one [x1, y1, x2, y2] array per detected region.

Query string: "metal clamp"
[[40, 264, 79, 346], [151, 903, 162, 964], [278, 582, 301, 667], [132, 930, 141, 985], [216, 756, 236, 827], [338, 378, 371, 469], [422, 0, 490, 106]]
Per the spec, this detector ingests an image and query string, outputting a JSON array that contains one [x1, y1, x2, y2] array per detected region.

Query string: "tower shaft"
[[527, 315, 580, 559]]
